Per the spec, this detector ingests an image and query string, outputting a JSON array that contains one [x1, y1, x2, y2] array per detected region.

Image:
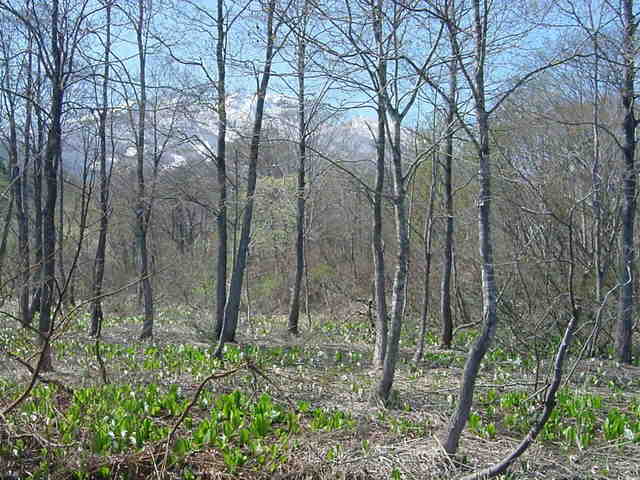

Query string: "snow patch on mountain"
[[61, 91, 383, 176]]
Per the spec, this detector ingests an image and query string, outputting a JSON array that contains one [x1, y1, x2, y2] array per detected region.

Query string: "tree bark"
[[371, 0, 388, 370], [616, 0, 636, 364]]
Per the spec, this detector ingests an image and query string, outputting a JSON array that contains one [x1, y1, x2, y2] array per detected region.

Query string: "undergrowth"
[[0, 310, 639, 479]]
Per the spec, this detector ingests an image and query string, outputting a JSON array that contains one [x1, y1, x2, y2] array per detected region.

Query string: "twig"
[[2, 333, 55, 416], [159, 361, 247, 476], [246, 361, 297, 410], [0, 350, 73, 395]]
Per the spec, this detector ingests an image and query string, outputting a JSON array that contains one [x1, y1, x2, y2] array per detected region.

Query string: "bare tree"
[[0, 15, 31, 326], [213, 0, 229, 340], [286, 0, 309, 336], [282, 0, 333, 335], [408, 0, 578, 455], [90, 0, 113, 338], [440, 0, 458, 348], [133, 0, 154, 339], [216, 0, 283, 351], [0, 0, 95, 369], [615, 0, 636, 363], [375, 1, 447, 404], [413, 130, 438, 363], [113, 0, 158, 339], [310, 0, 390, 369]]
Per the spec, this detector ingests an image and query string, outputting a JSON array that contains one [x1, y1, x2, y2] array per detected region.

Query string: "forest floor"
[[1, 304, 640, 479]]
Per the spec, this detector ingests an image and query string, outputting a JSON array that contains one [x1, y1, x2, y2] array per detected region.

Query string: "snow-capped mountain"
[[61, 92, 383, 177]]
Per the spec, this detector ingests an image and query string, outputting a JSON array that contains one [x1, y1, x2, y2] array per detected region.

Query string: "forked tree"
[[215, 0, 283, 351]]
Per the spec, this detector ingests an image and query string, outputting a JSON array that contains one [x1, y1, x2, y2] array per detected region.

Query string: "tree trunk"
[[376, 108, 410, 404], [15, 143, 31, 328], [213, 0, 228, 340], [216, 0, 278, 351], [288, 9, 307, 336], [0, 197, 14, 282], [39, 0, 65, 372], [30, 115, 44, 319], [21, 42, 34, 327], [414, 152, 437, 363], [57, 156, 67, 304], [616, 0, 636, 364], [440, 31, 457, 348], [6, 68, 31, 327], [371, 0, 388, 369], [90, 2, 112, 338], [591, 33, 603, 305], [135, 0, 154, 340], [443, 0, 498, 455]]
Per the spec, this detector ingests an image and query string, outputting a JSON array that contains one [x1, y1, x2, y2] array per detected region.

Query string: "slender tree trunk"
[[214, 0, 228, 340], [6, 71, 31, 327], [616, 0, 636, 364], [373, 0, 426, 400], [15, 142, 30, 327], [441, 30, 457, 348], [216, 0, 278, 351], [57, 157, 66, 304], [376, 108, 410, 404], [414, 152, 437, 363], [372, 110, 387, 368], [288, 8, 308, 335], [443, 0, 498, 454], [592, 33, 603, 305], [0, 197, 13, 280], [372, 0, 388, 369], [135, 1, 154, 340], [90, 2, 112, 338], [20, 40, 33, 326], [39, 0, 64, 372], [31, 116, 44, 318], [589, 32, 604, 356]]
